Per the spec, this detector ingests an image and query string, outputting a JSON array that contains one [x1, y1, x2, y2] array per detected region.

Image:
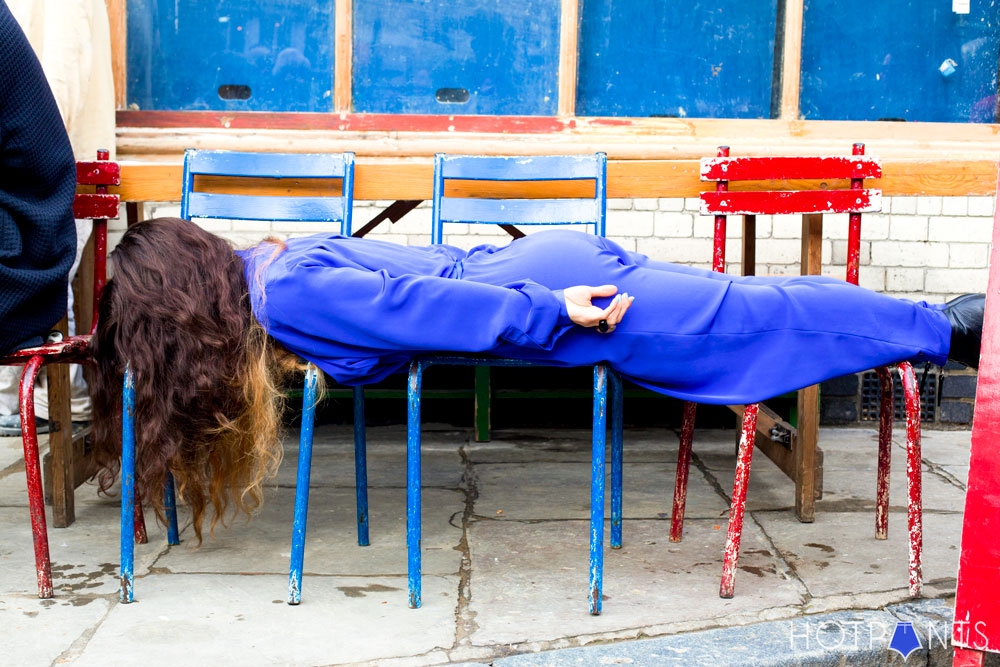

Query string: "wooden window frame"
[[107, 0, 1000, 185]]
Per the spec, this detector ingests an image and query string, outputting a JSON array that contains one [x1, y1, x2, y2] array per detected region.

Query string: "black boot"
[[944, 293, 986, 369]]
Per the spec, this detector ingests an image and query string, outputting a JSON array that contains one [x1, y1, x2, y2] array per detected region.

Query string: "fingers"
[[563, 285, 633, 333], [590, 284, 619, 298], [596, 293, 634, 333]]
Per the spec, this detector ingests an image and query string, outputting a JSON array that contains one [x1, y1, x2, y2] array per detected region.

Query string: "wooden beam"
[[114, 157, 1000, 204], [46, 317, 74, 528], [780, 0, 804, 120], [115, 116, 1000, 181], [105, 0, 126, 109], [557, 0, 580, 117], [793, 212, 824, 521], [334, 0, 352, 112]]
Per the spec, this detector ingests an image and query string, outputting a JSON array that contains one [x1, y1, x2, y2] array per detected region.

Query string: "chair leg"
[[898, 362, 923, 597], [20, 356, 53, 599], [288, 366, 319, 605], [670, 401, 698, 542], [609, 370, 624, 549], [406, 360, 423, 609], [875, 367, 893, 540], [164, 471, 179, 546], [120, 365, 136, 603], [353, 385, 370, 547], [720, 403, 759, 599], [133, 495, 148, 545], [589, 364, 609, 616], [474, 366, 491, 442]]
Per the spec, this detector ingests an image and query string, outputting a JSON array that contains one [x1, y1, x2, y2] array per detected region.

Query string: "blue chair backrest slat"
[[186, 192, 346, 223], [186, 150, 351, 179], [437, 154, 604, 181], [432, 152, 607, 244], [438, 198, 602, 226], [181, 149, 355, 235]]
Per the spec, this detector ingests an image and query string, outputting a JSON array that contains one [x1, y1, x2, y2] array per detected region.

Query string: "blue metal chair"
[[119, 149, 362, 603], [406, 153, 624, 615]]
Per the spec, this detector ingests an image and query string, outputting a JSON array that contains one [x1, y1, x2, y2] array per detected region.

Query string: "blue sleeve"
[[258, 256, 575, 355]]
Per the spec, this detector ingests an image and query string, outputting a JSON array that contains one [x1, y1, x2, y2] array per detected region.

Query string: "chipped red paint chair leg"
[[719, 404, 759, 599], [669, 401, 698, 542], [898, 362, 923, 596], [133, 495, 148, 545], [875, 367, 893, 540], [872, 363, 923, 596], [19, 356, 53, 598]]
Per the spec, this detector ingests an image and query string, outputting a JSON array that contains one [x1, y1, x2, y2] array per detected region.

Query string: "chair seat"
[[0, 335, 93, 366]]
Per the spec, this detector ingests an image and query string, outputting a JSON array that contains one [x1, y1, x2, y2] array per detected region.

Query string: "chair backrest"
[[699, 143, 882, 283], [431, 153, 608, 244], [180, 149, 355, 235], [72, 148, 120, 335]]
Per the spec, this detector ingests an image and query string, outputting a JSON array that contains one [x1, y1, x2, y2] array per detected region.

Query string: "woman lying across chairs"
[[88, 217, 983, 545]]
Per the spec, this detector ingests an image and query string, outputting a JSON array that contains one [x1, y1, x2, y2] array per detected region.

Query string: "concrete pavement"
[[0, 422, 975, 666]]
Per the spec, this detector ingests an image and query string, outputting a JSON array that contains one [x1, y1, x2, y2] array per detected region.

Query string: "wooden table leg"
[[46, 319, 75, 528], [795, 383, 818, 521], [741, 214, 756, 277], [794, 213, 824, 522]]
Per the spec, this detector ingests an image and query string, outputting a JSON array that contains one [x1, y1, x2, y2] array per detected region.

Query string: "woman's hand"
[[563, 285, 634, 333]]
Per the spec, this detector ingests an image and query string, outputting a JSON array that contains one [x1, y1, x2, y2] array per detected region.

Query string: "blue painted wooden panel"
[[438, 199, 601, 225], [576, 0, 779, 118], [126, 0, 334, 112], [352, 0, 560, 115], [437, 154, 603, 180], [801, 1, 1000, 123]]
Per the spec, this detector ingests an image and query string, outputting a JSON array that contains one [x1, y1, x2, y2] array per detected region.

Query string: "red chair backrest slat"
[[700, 155, 882, 182], [74, 159, 120, 186], [72, 193, 119, 219], [700, 188, 882, 216]]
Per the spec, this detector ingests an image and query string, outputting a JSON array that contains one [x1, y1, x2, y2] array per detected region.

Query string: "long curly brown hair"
[[89, 217, 301, 543]]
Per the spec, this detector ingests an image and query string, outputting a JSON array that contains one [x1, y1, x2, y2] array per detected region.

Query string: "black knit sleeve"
[[0, 2, 77, 354]]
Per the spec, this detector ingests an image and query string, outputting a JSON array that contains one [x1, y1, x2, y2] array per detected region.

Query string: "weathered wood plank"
[[114, 158, 999, 204]]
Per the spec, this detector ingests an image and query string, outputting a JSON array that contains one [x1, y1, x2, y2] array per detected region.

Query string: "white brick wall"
[[126, 195, 995, 302]]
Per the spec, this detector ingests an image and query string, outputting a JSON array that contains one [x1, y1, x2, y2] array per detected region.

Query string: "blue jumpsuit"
[[238, 230, 951, 405]]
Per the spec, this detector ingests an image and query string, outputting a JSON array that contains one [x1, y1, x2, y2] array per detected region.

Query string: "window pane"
[[577, 0, 779, 118], [353, 0, 560, 115], [127, 0, 334, 112], [801, 1, 1000, 122]]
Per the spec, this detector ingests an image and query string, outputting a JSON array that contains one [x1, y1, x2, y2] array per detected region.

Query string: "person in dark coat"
[[0, 0, 77, 357]]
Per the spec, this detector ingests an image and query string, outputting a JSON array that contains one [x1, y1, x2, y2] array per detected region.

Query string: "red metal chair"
[[0, 150, 136, 598], [670, 144, 922, 599]]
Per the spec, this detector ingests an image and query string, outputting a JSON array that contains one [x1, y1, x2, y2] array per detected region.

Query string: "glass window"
[[127, 0, 334, 112], [352, 0, 561, 115], [576, 0, 780, 118], [800, 1, 1000, 122]]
